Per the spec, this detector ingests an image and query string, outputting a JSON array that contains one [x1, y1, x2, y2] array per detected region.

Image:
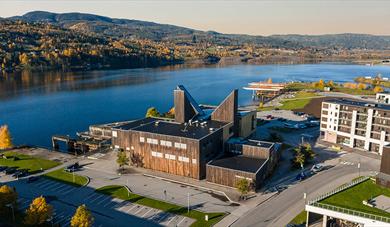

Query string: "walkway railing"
[[307, 176, 390, 223], [308, 176, 369, 204], [310, 202, 390, 223]]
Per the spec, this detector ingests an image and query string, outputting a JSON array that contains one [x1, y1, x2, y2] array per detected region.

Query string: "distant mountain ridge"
[[8, 11, 390, 50]]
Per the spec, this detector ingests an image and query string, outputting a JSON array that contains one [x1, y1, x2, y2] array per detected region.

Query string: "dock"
[[243, 81, 286, 101]]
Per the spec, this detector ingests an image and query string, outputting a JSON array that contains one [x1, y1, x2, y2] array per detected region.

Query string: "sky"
[[1, 0, 390, 36]]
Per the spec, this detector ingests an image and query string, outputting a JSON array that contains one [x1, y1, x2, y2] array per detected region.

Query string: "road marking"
[[47, 183, 65, 191], [84, 193, 97, 201], [141, 208, 153, 218], [97, 196, 112, 205], [44, 182, 62, 190], [36, 180, 52, 188], [166, 215, 177, 225], [147, 211, 162, 221], [126, 205, 138, 213], [56, 185, 73, 194], [90, 194, 106, 203], [156, 212, 170, 222], [54, 183, 69, 191], [134, 207, 146, 216], [62, 187, 78, 195], [177, 217, 187, 226]]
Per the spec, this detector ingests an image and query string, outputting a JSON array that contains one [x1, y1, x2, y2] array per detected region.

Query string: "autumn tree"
[[357, 83, 367, 90], [71, 204, 94, 227], [235, 178, 251, 196], [24, 196, 53, 225], [18, 53, 29, 65], [116, 150, 129, 170], [145, 107, 160, 118], [373, 86, 384, 93], [0, 185, 18, 212], [0, 125, 13, 149]]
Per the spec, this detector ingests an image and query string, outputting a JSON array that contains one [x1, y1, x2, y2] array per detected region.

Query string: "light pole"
[[73, 170, 75, 183], [187, 192, 190, 213], [358, 159, 361, 177], [126, 178, 130, 197], [6, 203, 15, 222]]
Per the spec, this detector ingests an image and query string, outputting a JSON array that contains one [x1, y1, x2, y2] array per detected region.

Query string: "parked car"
[[0, 166, 8, 172], [27, 176, 39, 183], [311, 164, 324, 173], [266, 115, 274, 120], [65, 162, 80, 172], [5, 167, 17, 175]]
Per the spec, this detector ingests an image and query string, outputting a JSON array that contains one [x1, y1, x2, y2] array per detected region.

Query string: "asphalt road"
[[232, 152, 380, 227]]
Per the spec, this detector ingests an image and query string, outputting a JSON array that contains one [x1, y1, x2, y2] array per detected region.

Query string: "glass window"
[[112, 131, 117, 137]]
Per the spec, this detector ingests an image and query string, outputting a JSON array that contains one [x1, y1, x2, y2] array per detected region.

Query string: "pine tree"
[[71, 204, 94, 227], [0, 125, 13, 149], [24, 196, 53, 225]]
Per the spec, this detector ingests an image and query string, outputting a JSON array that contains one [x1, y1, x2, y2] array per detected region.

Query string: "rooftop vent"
[[155, 121, 160, 126]]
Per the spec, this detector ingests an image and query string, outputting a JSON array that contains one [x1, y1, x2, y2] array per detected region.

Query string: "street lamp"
[[6, 203, 15, 222], [187, 192, 190, 213]]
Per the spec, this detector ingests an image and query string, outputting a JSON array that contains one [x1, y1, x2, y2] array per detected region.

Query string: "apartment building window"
[[112, 131, 117, 138], [178, 156, 190, 163], [139, 137, 145, 143], [192, 159, 197, 164]]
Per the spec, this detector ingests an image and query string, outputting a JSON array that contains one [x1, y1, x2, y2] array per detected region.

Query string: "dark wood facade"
[[174, 89, 196, 123], [211, 89, 238, 135], [206, 165, 257, 188], [112, 127, 225, 179]]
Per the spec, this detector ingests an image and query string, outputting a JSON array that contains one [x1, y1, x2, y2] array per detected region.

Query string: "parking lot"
[[1, 173, 195, 227]]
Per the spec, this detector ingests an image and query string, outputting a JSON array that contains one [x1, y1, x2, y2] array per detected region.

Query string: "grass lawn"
[[258, 91, 320, 111], [96, 185, 226, 227], [290, 210, 307, 225], [44, 168, 88, 187], [0, 151, 60, 173], [320, 179, 390, 218], [333, 86, 376, 95]]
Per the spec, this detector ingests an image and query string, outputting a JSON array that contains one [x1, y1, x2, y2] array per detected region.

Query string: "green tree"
[[0, 185, 18, 212], [116, 150, 129, 170], [0, 125, 13, 149], [24, 196, 53, 225], [71, 204, 94, 227], [292, 147, 305, 169], [235, 178, 251, 196], [145, 107, 160, 118]]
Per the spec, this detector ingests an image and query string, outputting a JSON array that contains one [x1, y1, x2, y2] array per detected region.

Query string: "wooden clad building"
[[377, 146, 390, 188], [206, 140, 280, 188]]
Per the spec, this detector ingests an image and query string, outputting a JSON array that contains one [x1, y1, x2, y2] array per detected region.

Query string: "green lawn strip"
[[333, 87, 376, 95], [43, 168, 88, 187], [96, 185, 225, 227], [290, 210, 307, 225], [279, 98, 312, 110], [0, 151, 60, 174], [320, 179, 390, 218]]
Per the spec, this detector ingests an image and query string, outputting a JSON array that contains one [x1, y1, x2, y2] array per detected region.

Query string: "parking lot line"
[[43, 181, 62, 190], [97, 196, 112, 205], [166, 215, 178, 226], [53, 183, 69, 191], [134, 207, 147, 216], [141, 208, 154, 218], [56, 185, 73, 194], [62, 187, 78, 195], [84, 193, 97, 201], [177, 217, 187, 226], [46, 182, 64, 191], [35, 180, 52, 188], [156, 212, 170, 222], [126, 204, 138, 213], [90, 194, 106, 203]]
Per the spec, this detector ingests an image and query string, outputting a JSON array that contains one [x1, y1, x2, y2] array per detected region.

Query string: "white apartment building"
[[321, 99, 390, 155]]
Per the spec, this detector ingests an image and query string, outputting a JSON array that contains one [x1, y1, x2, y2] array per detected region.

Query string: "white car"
[[311, 164, 324, 173]]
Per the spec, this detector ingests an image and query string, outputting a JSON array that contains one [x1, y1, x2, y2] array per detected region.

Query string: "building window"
[[192, 159, 197, 164], [151, 151, 163, 158], [165, 154, 175, 160], [114, 145, 119, 149], [175, 142, 187, 149], [174, 142, 181, 149], [140, 137, 145, 143], [112, 131, 117, 138], [147, 138, 158, 145], [126, 147, 130, 151], [160, 140, 172, 147], [178, 156, 189, 163]]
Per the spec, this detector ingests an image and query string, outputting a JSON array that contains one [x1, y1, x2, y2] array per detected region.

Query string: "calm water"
[[1, 63, 390, 148]]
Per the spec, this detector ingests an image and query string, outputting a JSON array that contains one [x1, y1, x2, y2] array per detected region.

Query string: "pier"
[[243, 81, 286, 102]]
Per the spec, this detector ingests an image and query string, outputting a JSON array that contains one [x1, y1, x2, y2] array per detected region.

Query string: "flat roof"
[[325, 98, 390, 111], [208, 155, 267, 173], [131, 119, 228, 140], [227, 138, 274, 149], [113, 118, 158, 130]]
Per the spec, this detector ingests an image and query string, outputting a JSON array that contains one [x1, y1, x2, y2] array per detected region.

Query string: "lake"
[[1, 63, 390, 148]]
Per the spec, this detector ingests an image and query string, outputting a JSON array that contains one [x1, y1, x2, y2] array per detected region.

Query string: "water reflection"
[[0, 69, 171, 100]]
